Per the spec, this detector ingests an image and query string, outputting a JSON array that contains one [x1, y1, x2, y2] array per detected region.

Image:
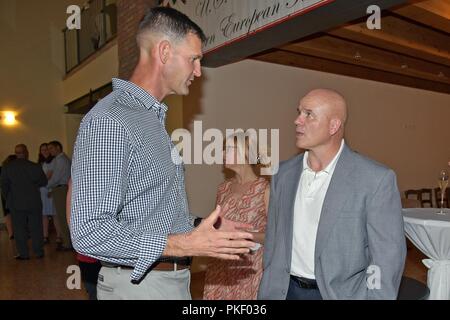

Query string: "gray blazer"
[[258, 145, 406, 300], [1, 159, 47, 211]]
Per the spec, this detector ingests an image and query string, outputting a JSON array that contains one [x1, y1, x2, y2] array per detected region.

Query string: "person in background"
[[203, 131, 271, 300], [66, 179, 102, 300], [47, 140, 71, 250], [38, 143, 62, 244], [1, 144, 47, 259], [1, 154, 17, 239]]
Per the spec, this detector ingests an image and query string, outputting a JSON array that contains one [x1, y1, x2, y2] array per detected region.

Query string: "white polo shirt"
[[290, 140, 345, 279]]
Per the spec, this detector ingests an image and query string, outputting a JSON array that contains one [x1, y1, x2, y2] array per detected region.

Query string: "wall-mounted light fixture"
[[1, 111, 18, 126]]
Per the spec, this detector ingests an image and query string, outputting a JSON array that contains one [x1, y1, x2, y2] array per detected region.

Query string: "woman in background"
[[38, 143, 62, 244], [203, 131, 271, 300]]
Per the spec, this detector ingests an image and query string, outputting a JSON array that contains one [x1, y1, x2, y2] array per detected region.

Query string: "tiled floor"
[[0, 230, 88, 300], [0, 229, 427, 300]]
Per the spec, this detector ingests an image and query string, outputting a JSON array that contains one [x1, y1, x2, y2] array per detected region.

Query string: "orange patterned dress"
[[203, 177, 269, 300]]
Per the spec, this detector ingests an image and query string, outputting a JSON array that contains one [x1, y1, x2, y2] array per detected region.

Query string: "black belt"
[[290, 275, 318, 289]]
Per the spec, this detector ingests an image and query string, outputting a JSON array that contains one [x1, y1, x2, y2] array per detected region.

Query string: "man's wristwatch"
[[194, 217, 202, 227]]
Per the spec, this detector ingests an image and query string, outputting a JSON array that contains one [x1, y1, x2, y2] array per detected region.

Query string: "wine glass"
[[437, 170, 449, 215]]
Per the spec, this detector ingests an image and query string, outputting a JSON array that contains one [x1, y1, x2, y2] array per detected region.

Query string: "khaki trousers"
[[97, 266, 191, 300], [52, 185, 71, 248]]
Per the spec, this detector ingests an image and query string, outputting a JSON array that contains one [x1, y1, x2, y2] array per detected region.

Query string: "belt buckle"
[[293, 276, 316, 289], [298, 278, 308, 289], [301, 278, 316, 289]]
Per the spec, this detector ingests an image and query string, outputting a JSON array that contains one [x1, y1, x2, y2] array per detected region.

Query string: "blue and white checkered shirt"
[[70, 78, 194, 281]]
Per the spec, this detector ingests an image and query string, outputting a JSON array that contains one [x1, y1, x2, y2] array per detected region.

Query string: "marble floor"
[[0, 229, 427, 300]]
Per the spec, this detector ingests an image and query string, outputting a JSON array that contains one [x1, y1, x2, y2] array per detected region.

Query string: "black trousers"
[[286, 276, 322, 300], [11, 208, 43, 258]]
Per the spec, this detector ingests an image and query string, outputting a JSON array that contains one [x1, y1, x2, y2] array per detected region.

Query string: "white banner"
[[160, 0, 334, 53]]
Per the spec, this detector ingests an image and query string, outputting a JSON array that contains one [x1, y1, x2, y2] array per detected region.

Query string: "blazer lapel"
[[315, 145, 354, 260], [283, 155, 303, 268]]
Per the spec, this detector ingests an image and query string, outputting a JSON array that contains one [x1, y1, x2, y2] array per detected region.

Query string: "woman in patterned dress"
[[203, 131, 271, 300]]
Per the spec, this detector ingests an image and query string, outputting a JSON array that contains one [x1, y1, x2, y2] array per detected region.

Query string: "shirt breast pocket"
[[134, 138, 177, 187]]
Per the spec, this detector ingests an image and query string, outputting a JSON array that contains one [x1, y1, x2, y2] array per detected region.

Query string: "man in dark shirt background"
[[1, 144, 47, 259]]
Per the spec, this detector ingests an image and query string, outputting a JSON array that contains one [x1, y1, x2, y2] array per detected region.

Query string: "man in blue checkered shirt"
[[70, 7, 256, 300]]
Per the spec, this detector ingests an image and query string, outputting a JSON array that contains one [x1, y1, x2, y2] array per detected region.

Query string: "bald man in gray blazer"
[[258, 89, 406, 300]]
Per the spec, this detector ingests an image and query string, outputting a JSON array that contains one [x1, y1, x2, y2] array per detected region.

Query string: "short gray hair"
[[137, 6, 206, 45]]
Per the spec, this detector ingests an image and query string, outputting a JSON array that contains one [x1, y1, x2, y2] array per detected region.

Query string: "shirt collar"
[[112, 78, 168, 119], [303, 139, 345, 174]]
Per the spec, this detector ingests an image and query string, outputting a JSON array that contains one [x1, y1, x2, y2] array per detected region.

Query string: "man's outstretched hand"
[[164, 206, 256, 260]]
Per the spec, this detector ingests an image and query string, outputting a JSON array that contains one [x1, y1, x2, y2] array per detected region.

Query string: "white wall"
[[183, 59, 450, 217], [62, 43, 119, 104], [62, 43, 119, 157], [0, 0, 85, 161]]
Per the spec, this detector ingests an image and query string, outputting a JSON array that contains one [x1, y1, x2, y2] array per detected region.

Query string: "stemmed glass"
[[437, 170, 449, 215]]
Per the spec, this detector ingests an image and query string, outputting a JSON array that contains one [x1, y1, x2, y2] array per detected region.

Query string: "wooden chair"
[[401, 198, 421, 208], [404, 189, 433, 208], [404, 189, 420, 199], [420, 188, 433, 207], [434, 187, 449, 208], [404, 190, 423, 207]]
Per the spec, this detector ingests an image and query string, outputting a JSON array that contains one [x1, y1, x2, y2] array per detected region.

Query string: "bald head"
[[303, 89, 347, 126], [295, 88, 348, 153], [15, 144, 28, 159]]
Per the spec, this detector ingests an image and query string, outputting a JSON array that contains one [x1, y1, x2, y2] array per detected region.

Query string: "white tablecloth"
[[403, 208, 450, 300]]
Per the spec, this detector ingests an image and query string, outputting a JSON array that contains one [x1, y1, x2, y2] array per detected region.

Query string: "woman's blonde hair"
[[225, 129, 272, 177]]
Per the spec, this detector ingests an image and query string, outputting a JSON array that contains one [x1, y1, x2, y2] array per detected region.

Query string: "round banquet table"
[[403, 208, 450, 300]]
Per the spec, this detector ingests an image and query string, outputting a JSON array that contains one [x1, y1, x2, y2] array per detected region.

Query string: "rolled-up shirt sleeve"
[[70, 117, 167, 281]]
